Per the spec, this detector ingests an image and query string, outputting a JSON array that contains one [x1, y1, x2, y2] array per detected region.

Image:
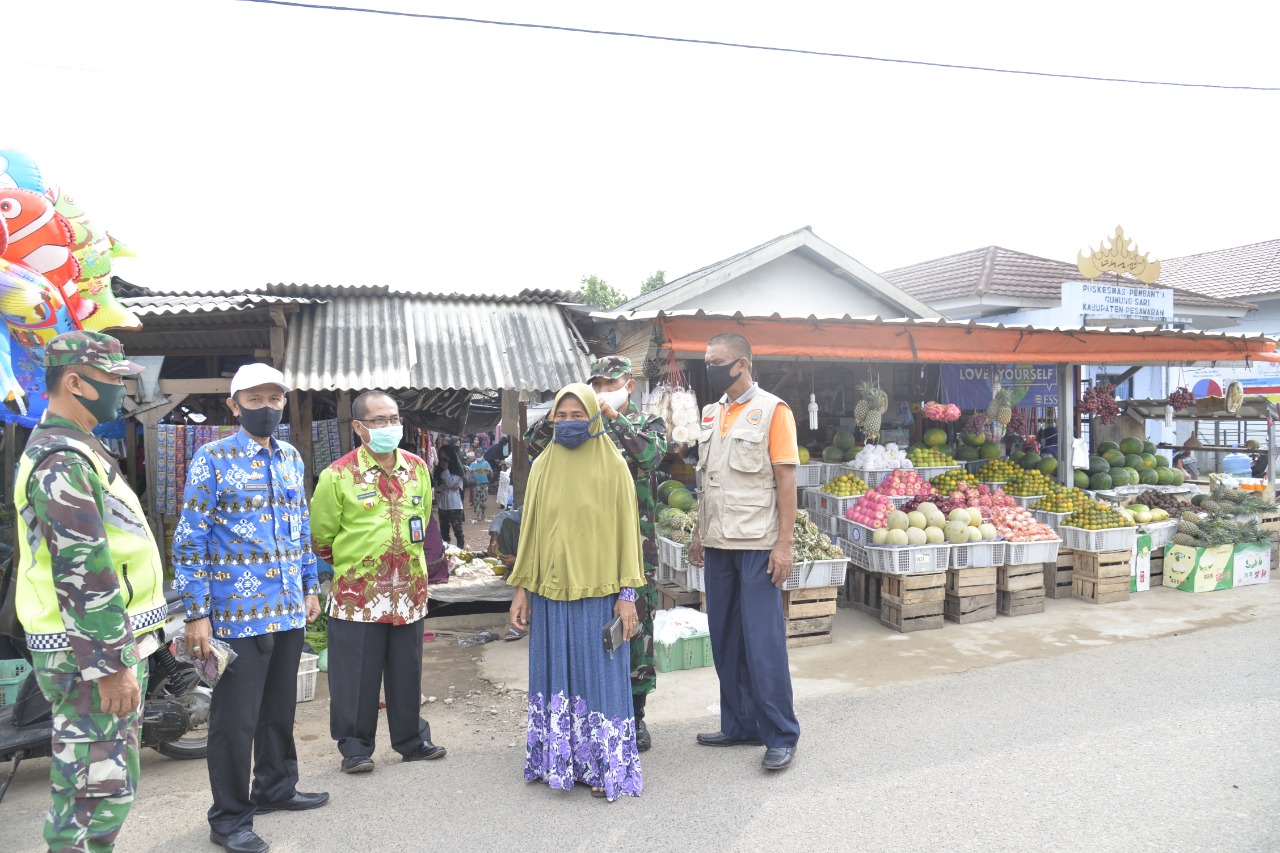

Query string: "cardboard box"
[[1163, 544, 1234, 593], [1130, 534, 1152, 592], [1232, 542, 1272, 587]]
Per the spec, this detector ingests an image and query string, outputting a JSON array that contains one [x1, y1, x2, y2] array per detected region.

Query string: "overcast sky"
[[4, 1, 1276, 300]]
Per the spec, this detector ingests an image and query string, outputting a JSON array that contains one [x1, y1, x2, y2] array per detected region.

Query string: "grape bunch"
[[1081, 382, 1120, 425], [1169, 386, 1195, 412], [1007, 407, 1028, 436]]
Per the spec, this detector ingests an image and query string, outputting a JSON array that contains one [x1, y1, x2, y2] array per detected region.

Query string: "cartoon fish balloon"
[[0, 147, 45, 193], [49, 186, 141, 331], [0, 187, 94, 323]]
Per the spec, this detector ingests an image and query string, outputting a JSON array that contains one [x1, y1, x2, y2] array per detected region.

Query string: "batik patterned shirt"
[[310, 446, 433, 624], [172, 429, 318, 639]]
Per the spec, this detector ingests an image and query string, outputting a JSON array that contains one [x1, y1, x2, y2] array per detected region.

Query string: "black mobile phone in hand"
[[602, 615, 624, 654]]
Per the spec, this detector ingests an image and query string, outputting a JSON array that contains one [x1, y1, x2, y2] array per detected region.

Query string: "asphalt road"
[[1, 618, 1276, 853]]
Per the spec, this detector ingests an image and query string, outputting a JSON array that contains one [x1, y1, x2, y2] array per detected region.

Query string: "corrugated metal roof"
[[262, 283, 576, 305], [114, 277, 323, 317], [881, 246, 1257, 312], [1158, 239, 1280, 301], [283, 290, 591, 392]]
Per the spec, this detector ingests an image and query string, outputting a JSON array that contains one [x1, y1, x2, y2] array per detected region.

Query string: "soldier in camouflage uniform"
[[526, 356, 667, 751], [13, 332, 167, 853]]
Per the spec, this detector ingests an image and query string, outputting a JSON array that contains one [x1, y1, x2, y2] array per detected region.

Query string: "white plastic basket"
[[811, 491, 862, 517], [782, 558, 849, 591], [1004, 539, 1062, 565], [687, 563, 706, 592], [847, 468, 895, 489], [913, 464, 963, 481], [841, 519, 878, 545], [804, 488, 824, 516], [810, 512, 840, 537], [794, 462, 826, 488], [1009, 494, 1046, 508], [838, 536, 869, 569], [296, 653, 319, 703], [822, 463, 850, 482], [1032, 509, 1072, 534], [658, 536, 688, 574], [1059, 525, 1136, 553], [949, 540, 1007, 569], [865, 544, 950, 575], [1142, 520, 1177, 550]]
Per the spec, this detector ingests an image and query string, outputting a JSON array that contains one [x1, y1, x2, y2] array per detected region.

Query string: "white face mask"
[[596, 387, 630, 412]]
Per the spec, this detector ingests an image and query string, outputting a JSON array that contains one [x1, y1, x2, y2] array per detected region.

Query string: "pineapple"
[[986, 390, 1002, 422], [854, 381, 875, 425], [1176, 517, 1201, 536], [1172, 533, 1198, 547], [857, 381, 883, 440], [997, 392, 1013, 426]]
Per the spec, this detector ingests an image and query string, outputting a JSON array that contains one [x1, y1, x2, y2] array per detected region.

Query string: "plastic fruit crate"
[[847, 468, 896, 489], [1004, 539, 1062, 565], [782, 558, 849, 591], [0, 659, 32, 708], [886, 494, 916, 508], [865, 544, 950, 575], [655, 633, 714, 672], [914, 464, 963, 481], [1009, 494, 1046, 508], [811, 490, 861, 517], [1059, 525, 1136, 553], [804, 488, 825, 516], [1032, 509, 1072, 534], [822, 463, 850, 482], [794, 462, 826, 488], [1141, 520, 1177, 550], [841, 519, 878, 546], [838, 537, 869, 569], [812, 512, 840, 537], [686, 563, 706, 592], [296, 653, 319, 703], [658, 536, 688, 576], [949, 540, 1007, 569]]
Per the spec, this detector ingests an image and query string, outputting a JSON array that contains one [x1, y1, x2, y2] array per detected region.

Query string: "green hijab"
[[506, 383, 645, 601]]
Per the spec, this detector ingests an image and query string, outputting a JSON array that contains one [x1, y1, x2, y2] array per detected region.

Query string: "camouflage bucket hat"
[[44, 331, 144, 376], [588, 356, 632, 380]]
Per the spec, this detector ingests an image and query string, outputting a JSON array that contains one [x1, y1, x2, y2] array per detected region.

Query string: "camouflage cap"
[[588, 356, 632, 380], [43, 331, 144, 376]]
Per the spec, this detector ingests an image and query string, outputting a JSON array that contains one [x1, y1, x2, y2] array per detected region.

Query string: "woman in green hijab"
[[507, 383, 645, 801]]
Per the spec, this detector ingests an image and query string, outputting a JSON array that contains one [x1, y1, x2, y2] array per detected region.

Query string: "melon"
[[1089, 472, 1113, 490], [963, 432, 986, 448], [1134, 510, 1152, 523], [980, 442, 1003, 459], [798, 446, 811, 464], [966, 526, 983, 542], [943, 520, 970, 543], [833, 429, 858, 452], [1097, 441, 1119, 454], [1119, 437, 1144, 455], [979, 523, 998, 541], [872, 528, 890, 545], [948, 508, 972, 525], [1128, 504, 1149, 513], [923, 428, 948, 447], [886, 529, 910, 546], [925, 511, 947, 529], [1088, 456, 1110, 475], [886, 510, 911, 530], [917, 501, 939, 515], [1074, 469, 1092, 489], [924, 526, 945, 544], [668, 488, 695, 511], [907, 511, 927, 530], [905, 527, 927, 546], [657, 480, 686, 503]]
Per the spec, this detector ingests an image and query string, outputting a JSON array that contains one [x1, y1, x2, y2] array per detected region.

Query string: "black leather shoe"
[[635, 720, 652, 753], [254, 791, 330, 814], [340, 755, 374, 774], [403, 741, 447, 761], [697, 731, 763, 747], [210, 829, 269, 853], [762, 747, 796, 771]]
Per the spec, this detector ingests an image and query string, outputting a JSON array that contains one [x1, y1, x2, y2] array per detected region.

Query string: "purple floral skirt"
[[525, 592, 643, 801]]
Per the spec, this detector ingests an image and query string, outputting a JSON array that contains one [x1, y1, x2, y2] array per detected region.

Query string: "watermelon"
[[923, 428, 948, 447], [1124, 453, 1145, 470], [667, 488, 695, 511], [1088, 456, 1111, 475], [1143, 440, 1157, 455], [1155, 454, 1170, 468], [962, 432, 986, 448], [1124, 466, 1141, 485], [1139, 452, 1156, 469], [1139, 468, 1159, 485], [980, 442, 1002, 460], [843, 448, 859, 462], [1155, 467, 1174, 486], [657, 480, 686, 503], [1109, 468, 1129, 487], [1103, 450, 1125, 467], [1169, 468, 1186, 486], [1191, 492, 1205, 506], [1089, 472, 1113, 490], [1119, 437, 1144, 455], [1074, 469, 1092, 489], [833, 429, 858, 452], [1097, 441, 1119, 454], [955, 444, 980, 461], [657, 506, 685, 525], [1037, 457, 1059, 476], [1020, 453, 1041, 470], [822, 446, 844, 463]]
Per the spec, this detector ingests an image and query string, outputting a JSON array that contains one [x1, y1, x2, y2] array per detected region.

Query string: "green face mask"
[[75, 375, 127, 425]]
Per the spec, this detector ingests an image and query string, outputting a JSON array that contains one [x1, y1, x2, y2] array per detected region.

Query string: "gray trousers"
[[327, 617, 432, 758]]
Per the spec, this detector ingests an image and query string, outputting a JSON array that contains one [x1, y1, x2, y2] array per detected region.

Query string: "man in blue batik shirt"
[[173, 363, 328, 853]]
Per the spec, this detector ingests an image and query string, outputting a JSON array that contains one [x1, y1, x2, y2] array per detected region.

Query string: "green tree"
[[640, 270, 666, 295], [578, 274, 627, 310]]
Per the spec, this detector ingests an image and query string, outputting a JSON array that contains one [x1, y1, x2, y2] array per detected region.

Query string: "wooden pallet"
[[657, 580, 700, 612], [997, 563, 1046, 593], [880, 595, 944, 633], [882, 571, 946, 604], [1074, 550, 1132, 581], [998, 587, 1045, 616], [786, 615, 833, 647], [782, 586, 838, 619], [1149, 554, 1164, 586], [944, 592, 997, 624], [845, 566, 882, 616], [1073, 574, 1130, 604], [946, 566, 997, 597]]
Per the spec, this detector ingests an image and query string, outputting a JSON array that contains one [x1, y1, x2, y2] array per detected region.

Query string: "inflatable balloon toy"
[[49, 186, 141, 331], [0, 147, 46, 193]]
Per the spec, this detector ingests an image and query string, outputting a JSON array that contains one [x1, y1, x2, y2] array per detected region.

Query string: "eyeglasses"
[[359, 416, 402, 428]]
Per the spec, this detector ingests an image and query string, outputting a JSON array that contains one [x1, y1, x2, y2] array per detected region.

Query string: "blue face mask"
[[553, 413, 604, 449]]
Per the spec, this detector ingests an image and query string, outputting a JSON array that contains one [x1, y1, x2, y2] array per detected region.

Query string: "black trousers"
[[206, 627, 305, 836], [327, 617, 431, 758], [439, 508, 465, 546]]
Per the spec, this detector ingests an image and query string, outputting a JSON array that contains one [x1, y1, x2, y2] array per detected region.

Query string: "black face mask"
[[75, 376, 127, 425], [238, 405, 284, 438], [706, 359, 743, 395]]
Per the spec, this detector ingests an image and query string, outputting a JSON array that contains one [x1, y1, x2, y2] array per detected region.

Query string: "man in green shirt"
[[310, 391, 445, 774]]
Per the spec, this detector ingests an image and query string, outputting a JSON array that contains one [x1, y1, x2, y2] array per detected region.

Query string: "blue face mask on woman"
[[554, 413, 604, 449]]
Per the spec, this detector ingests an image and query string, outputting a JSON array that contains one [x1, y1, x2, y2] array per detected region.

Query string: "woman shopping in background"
[[506, 383, 645, 802], [434, 444, 467, 546]]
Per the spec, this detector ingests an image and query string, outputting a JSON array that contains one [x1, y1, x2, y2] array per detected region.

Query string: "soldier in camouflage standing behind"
[[526, 356, 667, 750], [13, 331, 168, 853]]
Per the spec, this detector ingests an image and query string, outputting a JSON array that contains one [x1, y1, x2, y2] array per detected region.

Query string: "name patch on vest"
[[745, 408, 764, 425]]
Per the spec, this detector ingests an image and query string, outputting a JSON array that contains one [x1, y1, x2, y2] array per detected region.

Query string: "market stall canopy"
[[1122, 397, 1280, 421], [591, 310, 1280, 366], [275, 284, 592, 393]]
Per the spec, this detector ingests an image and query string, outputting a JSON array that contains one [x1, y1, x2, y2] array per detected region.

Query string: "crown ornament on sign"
[[1077, 225, 1161, 285]]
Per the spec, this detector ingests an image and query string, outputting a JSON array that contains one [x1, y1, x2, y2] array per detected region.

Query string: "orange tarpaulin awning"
[[656, 315, 1280, 365]]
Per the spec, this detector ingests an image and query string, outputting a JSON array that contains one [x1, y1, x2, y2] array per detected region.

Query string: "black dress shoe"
[[254, 791, 330, 814], [210, 829, 269, 853], [697, 731, 764, 747], [403, 741, 447, 761], [635, 720, 652, 752], [762, 747, 796, 770], [340, 755, 374, 774]]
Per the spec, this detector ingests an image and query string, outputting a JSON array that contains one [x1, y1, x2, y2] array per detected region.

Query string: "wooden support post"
[[289, 390, 314, 489], [3, 422, 16, 507], [268, 307, 287, 370], [130, 394, 189, 543], [336, 390, 353, 455], [515, 400, 528, 504], [125, 414, 139, 493]]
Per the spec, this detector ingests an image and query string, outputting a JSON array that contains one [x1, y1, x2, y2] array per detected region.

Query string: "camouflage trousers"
[[32, 650, 148, 853], [630, 565, 658, 703]]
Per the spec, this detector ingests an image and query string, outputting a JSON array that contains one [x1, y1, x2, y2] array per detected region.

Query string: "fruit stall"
[[1120, 396, 1279, 486]]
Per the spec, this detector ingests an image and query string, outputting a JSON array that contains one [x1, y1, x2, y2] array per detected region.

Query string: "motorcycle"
[[0, 589, 212, 803]]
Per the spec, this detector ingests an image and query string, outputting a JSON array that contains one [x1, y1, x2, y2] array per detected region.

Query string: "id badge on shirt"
[[409, 516, 424, 543]]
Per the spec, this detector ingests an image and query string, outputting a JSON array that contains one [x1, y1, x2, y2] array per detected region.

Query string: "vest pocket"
[[724, 488, 771, 539], [727, 430, 767, 474]]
